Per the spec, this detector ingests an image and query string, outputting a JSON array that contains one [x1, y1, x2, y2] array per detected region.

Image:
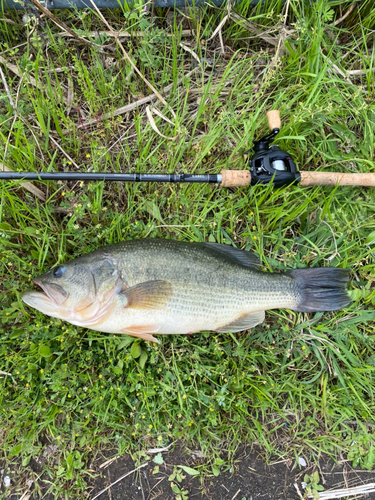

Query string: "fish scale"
[[22, 238, 351, 341]]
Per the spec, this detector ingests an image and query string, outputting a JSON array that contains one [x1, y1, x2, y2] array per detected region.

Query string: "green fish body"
[[22, 239, 351, 341]]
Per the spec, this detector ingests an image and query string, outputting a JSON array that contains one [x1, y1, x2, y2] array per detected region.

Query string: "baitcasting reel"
[[247, 111, 301, 187]]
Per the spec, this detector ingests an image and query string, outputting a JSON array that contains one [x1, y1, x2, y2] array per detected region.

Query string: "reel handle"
[[266, 110, 281, 131]]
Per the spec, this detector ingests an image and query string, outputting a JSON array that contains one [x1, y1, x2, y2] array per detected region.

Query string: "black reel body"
[[249, 129, 301, 187]]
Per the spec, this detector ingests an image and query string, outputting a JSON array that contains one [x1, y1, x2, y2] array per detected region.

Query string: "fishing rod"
[[2, 111, 375, 189]]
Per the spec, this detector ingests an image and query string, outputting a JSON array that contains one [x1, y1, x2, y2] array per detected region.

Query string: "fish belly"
[[87, 281, 298, 335], [84, 304, 230, 335]]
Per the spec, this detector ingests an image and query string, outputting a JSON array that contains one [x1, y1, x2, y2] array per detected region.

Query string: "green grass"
[[1, 0, 375, 497]]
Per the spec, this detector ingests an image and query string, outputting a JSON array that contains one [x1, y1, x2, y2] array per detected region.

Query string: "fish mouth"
[[22, 288, 64, 318], [31, 279, 69, 306]]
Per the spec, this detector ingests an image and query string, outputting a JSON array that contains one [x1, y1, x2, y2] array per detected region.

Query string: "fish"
[[22, 239, 351, 342]]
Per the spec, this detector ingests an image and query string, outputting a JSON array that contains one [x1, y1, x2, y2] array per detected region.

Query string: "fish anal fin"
[[120, 280, 172, 310], [203, 242, 261, 268], [121, 324, 160, 343], [216, 310, 265, 333]]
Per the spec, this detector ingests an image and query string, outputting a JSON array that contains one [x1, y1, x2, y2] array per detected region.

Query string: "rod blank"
[[0, 172, 220, 183]]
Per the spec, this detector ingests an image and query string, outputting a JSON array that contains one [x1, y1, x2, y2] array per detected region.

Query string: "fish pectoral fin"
[[121, 324, 160, 343], [216, 310, 265, 333], [203, 242, 261, 268], [120, 280, 172, 309]]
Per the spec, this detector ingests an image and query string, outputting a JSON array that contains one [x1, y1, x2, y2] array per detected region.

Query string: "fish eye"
[[53, 266, 65, 278]]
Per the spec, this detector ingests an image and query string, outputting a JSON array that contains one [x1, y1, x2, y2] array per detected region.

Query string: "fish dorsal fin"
[[216, 310, 265, 333], [203, 243, 261, 268], [121, 325, 160, 343], [120, 280, 172, 309]]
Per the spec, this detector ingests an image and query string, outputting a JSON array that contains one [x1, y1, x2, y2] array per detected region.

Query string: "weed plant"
[[0, 0, 375, 497]]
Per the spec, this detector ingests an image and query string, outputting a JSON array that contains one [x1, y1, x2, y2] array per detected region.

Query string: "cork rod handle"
[[220, 170, 251, 187], [300, 171, 375, 187], [266, 110, 281, 130]]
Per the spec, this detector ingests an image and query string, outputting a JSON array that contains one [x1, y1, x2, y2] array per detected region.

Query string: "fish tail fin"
[[290, 268, 351, 312]]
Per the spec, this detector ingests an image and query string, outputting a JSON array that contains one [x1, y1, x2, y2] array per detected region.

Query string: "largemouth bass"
[[22, 239, 351, 342]]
